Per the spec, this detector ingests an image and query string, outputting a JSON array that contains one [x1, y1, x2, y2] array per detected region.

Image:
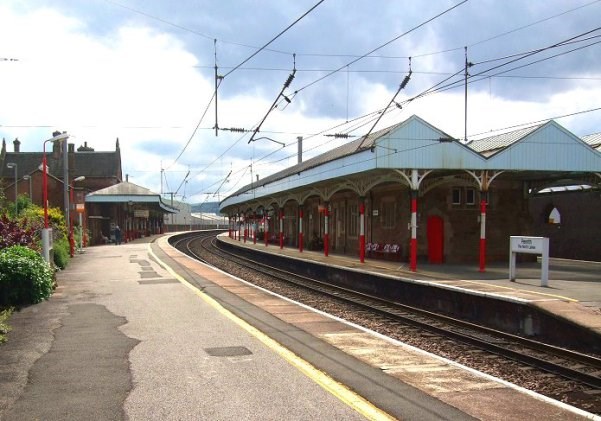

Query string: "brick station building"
[[220, 115, 601, 271]]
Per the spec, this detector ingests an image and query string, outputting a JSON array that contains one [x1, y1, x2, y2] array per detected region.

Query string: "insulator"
[[283, 72, 295, 88], [400, 74, 411, 89]]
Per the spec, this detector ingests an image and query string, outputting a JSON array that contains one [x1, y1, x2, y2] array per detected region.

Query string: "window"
[[465, 188, 476, 205], [452, 188, 461, 205]]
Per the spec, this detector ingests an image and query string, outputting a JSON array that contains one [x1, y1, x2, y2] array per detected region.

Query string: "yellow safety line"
[[148, 245, 397, 421], [458, 279, 579, 302]]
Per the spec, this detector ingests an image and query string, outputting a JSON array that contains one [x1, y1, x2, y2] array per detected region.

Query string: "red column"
[[359, 199, 365, 263], [324, 204, 329, 257], [479, 193, 488, 272], [228, 217, 232, 238], [279, 209, 284, 249], [410, 191, 418, 272], [298, 207, 304, 253], [253, 216, 257, 244]]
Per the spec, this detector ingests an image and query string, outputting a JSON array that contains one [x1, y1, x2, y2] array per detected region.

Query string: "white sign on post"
[[509, 236, 549, 287]]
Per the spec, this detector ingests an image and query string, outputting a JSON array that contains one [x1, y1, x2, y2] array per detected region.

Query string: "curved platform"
[[1, 232, 598, 420]]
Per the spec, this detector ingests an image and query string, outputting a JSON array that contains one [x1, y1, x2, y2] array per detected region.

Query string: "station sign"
[[134, 209, 150, 218], [509, 236, 549, 287]]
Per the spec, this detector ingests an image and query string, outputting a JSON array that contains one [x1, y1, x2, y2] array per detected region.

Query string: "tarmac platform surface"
[[0, 232, 599, 420]]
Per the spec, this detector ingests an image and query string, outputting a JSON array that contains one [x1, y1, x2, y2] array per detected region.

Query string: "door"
[[427, 215, 444, 264]]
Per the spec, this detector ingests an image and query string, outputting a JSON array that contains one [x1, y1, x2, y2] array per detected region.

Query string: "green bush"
[[53, 237, 70, 270], [0, 246, 54, 306]]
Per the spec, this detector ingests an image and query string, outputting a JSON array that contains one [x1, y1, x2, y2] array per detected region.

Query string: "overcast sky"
[[1, 0, 600, 203]]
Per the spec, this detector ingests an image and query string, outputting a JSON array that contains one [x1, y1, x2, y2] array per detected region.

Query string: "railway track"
[[170, 231, 601, 414]]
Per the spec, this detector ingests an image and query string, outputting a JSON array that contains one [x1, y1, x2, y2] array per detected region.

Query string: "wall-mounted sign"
[[134, 209, 149, 218], [372, 209, 379, 216]]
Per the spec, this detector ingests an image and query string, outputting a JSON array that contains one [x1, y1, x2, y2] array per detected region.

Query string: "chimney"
[[13, 138, 21, 153], [297, 136, 303, 164], [68, 143, 75, 153]]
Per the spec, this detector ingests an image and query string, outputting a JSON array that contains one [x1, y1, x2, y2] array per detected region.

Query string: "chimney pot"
[[13, 137, 20, 153]]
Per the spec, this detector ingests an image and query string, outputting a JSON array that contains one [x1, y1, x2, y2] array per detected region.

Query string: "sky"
[[1, 0, 600, 204]]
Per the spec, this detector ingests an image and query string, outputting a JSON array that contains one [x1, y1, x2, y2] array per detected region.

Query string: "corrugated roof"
[[87, 181, 157, 196], [466, 124, 542, 155], [86, 181, 178, 213], [229, 116, 437, 197], [582, 132, 601, 148]]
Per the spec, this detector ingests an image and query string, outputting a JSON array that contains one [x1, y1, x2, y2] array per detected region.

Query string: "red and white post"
[[410, 190, 418, 272], [324, 203, 329, 257], [359, 199, 365, 263], [479, 192, 488, 272]]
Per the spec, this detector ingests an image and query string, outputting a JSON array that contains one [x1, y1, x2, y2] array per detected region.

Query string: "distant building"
[[0, 133, 177, 246]]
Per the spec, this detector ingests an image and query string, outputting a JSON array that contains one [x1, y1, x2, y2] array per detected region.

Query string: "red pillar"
[[279, 209, 284, 249], [359, 199, 365, 263], [253, 216, 257, 244], [324, 203, 329, 257], [298, 207, 304, 253], [410, 190, 418, 272], [479, 193, 488, 272]]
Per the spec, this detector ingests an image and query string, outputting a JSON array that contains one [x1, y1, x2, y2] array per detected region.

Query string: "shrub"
[[0, 246, 54, 306], [53, 237, 70, 270], [0, 214, 37, 250]]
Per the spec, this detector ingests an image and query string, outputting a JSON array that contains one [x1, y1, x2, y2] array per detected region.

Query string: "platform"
[[219, 233, 601, 337], [0, 233, 599, 420]]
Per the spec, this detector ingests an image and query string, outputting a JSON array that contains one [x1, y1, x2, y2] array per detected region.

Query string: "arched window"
[[548, 207, 561, 224]]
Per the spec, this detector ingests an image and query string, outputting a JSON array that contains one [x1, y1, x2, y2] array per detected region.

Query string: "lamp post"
[[69, 176, 85, 257], [41, 132, 69, 263], [6, 163, 17, 215], [22, 175, 32, 201]]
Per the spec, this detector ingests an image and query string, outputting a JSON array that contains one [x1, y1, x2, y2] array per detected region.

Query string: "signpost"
[[509, 236, 549, 287]]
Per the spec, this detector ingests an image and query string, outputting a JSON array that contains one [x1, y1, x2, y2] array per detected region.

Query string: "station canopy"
[[85, 181, 179, 214]]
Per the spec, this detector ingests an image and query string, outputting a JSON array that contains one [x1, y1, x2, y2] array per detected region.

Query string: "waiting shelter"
[[85, 181, 178, 245]]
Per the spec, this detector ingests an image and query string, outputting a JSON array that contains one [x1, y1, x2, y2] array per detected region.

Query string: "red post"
[[253, 217, 257, 244], [410, 191, 417, 272], [479, 194, 487, 272], [42, 150, 49, 228], [298, 207, 304, 253], [359, 200, 365, 263], [324, 204, 329, 257]]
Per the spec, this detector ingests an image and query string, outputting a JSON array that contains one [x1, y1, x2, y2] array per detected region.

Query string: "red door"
[[427, 216, 444, 264]]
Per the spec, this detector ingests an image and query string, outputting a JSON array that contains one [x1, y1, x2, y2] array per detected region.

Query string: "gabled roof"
[[466, 124, 542, 156], [221, 115, 601, 211], [85, 181, 178, 213], [582, 132, 601, 150]]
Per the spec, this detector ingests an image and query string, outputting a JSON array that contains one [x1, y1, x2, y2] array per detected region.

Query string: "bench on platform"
[[366, 242, 401, 261]]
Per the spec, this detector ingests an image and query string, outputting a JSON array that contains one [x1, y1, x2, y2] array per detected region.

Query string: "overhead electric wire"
[[222, 0, 326, 79], [293, 0, 469, 95]]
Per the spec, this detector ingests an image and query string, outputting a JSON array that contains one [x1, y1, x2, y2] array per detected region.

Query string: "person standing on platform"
[[115, 225, 122, 245]]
